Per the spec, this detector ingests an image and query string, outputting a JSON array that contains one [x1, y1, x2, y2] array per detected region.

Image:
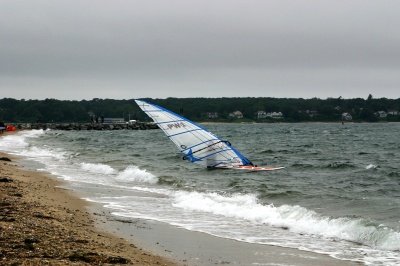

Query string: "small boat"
[[135, 100, 283, 172]]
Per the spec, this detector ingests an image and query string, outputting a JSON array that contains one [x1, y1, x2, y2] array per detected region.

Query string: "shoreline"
[[0, 151, 177, 265], [93, 206, 363, 266], [0, 132, 363, 266]]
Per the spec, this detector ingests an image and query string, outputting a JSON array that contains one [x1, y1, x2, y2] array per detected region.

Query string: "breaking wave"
[[172, 192, 400, 252], [115, 165, 158, 184], [20, 146, 66, 161], [80, 162, 116, 175], [0, 130, 44, 151]]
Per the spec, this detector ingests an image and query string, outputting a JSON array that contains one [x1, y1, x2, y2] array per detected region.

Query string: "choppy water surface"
[[1, 123, 399, 265]]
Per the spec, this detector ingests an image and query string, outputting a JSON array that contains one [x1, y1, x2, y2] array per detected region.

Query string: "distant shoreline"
[[1, 97, 399, 124]]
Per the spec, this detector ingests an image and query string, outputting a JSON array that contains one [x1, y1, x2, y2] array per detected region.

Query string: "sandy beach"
[[0, 150, 177, 265]]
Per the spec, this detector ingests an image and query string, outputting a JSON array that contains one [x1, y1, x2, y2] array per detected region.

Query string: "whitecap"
[[0, 130, 45, 152], [366, 164, 378, 170], [80, 162, 116, 175], [115, 165, 157, 184], [172, 191, 400, 251], [20, 146, 66, 160]]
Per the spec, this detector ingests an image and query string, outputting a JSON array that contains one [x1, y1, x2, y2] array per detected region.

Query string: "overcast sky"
[[1, 0, 399, 100]]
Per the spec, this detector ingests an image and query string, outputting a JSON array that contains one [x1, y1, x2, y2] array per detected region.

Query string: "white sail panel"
[[135, 100, 253, 168]]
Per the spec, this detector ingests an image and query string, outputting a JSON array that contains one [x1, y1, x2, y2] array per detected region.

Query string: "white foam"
[[80, 162, 116, 175], [0, 130, 44, 151], [84, 185, 400, 266], [0, 135, 28, 150], [0, 130, 66, 164], [20, 129, 45, 138], [172, 191, 400, 251], [20, 146, 66, 160], [366, 164, 378, 170], [115, 165, 158, 184]]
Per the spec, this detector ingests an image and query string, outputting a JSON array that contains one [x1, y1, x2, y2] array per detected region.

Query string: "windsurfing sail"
[[135, 99, 254, 169]]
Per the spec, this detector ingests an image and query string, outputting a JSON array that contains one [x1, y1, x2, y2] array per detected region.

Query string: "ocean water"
[[0, 123, 399, 265]]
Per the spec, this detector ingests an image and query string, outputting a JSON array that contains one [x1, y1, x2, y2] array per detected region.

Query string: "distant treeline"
[[1, 95, 400, 123]]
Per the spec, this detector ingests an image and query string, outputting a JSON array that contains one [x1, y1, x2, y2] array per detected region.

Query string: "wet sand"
[[0, 151, 177, 265]]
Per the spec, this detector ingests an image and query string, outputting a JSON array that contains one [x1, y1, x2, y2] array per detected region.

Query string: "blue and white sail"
[[135, 100, 253, 168]]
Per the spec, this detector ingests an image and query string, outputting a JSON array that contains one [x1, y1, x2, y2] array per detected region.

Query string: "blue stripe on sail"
[[167, 128, 203, 138], [181, 138, 220, 152], [156, 119, 186, 125]]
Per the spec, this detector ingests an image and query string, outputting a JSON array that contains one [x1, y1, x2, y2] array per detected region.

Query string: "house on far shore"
[[374, 111, 387, 118], [206, 112, 219, 119], [387, 110, 399, 116], [267, 112, 284, 119], [342, 112, 352, 121], [256, 111, 267, 119], [256, 111, 283, 119], [229, 111, 243, 119]]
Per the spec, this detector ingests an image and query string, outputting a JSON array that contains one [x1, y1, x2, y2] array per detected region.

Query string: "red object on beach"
[[6, 125, 16, 131]]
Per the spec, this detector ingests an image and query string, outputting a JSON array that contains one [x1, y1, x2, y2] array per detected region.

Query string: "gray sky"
[[1, 0, 399, 100]]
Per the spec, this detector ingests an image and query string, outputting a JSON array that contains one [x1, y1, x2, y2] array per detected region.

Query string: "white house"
[[266, 112, 284, 119], [256, 111, 267, 119], [229, 111, 243, 119], [387, 110, 399, 116], [374, 111, 387, 118], [342, 112, 352, 121]]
